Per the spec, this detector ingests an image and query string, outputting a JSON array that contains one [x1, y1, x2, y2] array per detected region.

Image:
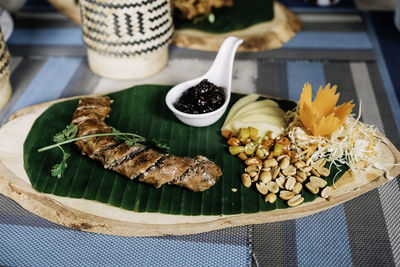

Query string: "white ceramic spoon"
[[165, 36, 243, 127]]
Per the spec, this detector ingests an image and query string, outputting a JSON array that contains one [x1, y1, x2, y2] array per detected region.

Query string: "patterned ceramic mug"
[[79, 0, 174, 80], [0, 29, 11, 110]]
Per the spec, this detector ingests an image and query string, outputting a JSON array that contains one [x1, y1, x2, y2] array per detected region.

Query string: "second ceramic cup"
[[79, 0, 174, 80], [0, 29, 11, 110]]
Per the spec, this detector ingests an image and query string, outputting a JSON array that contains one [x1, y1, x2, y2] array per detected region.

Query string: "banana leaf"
[[174, 0, 274, 33], [23, 85, 347, 216]]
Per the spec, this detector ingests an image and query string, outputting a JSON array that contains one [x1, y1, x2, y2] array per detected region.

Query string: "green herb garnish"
[[53, 124, 78, 143], [112, 128, 146, 147], [50, 146, 70, 178], [38, 124, 169, 178]]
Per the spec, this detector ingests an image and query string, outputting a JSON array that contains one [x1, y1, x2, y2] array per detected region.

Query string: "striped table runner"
[[0, 3, 399, 266]]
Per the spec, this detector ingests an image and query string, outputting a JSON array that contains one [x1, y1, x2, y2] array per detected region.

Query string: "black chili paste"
[[174, 79, 225, 114]]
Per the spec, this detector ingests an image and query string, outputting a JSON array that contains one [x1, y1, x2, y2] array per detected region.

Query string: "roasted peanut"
[[321, 187, 333, 199], [285, 176, 296, 191], [295, 175, 307, 183], [300, 166, 312, 173], [241, 173, 251, 187], [310, 176, 328, 188], [265, 192, 277, 203], [288, 195, 304, 207], [246, 165, 261, 173], [282, 165, 296, 176], [292, 182, 303, 195], [279, 157, 290, 170], [279, 190, 295, 200], [296, 170, 307, 180], [311, 168, 320, 177], [313, 158, 327, 170], [248, 171, 258, 178], [245, 157, 262, 166], [263, 158, 278, 168], [294, 160, 306, 169], [275, 176, 286, 189], [256, 182, 268, 195], [317, 166, 330, 177], [271, 167, 280, 180], [277, 154, 289, 162], [305, 182, 319, 194], [266, 181, 279, 193], [252, 174, 259, 182], [259, 171, 272, 184]]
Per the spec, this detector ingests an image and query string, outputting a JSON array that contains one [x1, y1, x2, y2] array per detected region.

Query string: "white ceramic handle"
[[205, 36, 243, 94]]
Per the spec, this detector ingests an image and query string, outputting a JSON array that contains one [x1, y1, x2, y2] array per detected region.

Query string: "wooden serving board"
[[0, 98, 399, 236], [173, 2, 303, 52]]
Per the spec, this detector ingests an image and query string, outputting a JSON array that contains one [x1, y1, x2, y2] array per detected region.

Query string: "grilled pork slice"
[[76, 135, 118, 158], [113, 149, 163, 179], [99, 143, 145, 169], [72, 97, 112, 124], [72, 108, 110, 124], [74, 119, 118, 157], [75, 119, 111, 137], [139, 155, 193, 188], [77, 96, 113, 109], [171, 156, 222, 192]]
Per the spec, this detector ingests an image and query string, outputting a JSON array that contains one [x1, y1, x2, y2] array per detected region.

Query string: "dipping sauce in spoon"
[[173, 79, 225, 114]]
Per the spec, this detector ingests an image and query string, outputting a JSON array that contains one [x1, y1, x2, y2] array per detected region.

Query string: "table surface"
[[1, 1, 400, 266]]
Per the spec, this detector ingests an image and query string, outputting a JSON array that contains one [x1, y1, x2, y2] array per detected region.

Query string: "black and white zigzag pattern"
[[0, 32, 10, 76], [80, 0, 173, 57]]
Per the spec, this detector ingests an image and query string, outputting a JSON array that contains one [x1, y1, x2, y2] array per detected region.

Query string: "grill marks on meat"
[[172, 156, 222, 192], [100, 143, 145, 169], [72, 96, 222, 192], [139, 155, 193, 188], [113, 149, 163, 179]]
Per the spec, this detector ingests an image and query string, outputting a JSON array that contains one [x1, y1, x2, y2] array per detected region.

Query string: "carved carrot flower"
[[299, 82, 354, 136]]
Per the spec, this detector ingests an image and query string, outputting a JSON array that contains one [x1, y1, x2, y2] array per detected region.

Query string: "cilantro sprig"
[[38, 124, 169, 178], [53, 124, 78, 143], [50, 146, 70, 178]]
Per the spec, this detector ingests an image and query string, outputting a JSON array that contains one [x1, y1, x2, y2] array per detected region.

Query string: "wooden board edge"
[[172, 2, 303, 52], [0, 157, 396, 237]]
